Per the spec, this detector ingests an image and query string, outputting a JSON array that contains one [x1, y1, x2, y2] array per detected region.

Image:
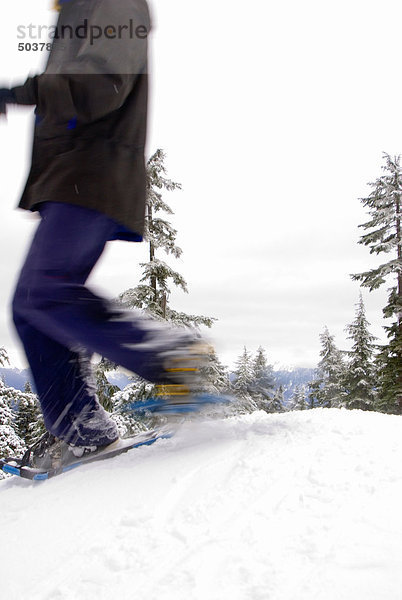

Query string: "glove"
[[0, 88, 17, 116]]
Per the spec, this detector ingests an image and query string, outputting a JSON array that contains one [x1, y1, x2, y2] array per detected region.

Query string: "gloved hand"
[[0, 88, 17, 116]]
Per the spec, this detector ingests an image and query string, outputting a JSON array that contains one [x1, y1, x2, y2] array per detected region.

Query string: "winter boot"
[[154, 340, 213, 408], [64, 403, 119, 448]]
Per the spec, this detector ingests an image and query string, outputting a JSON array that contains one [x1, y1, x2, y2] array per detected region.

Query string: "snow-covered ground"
[[1, 408, 402, 600]]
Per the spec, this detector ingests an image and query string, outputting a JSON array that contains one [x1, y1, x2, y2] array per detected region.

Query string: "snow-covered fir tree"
[[94, 359, 156, 436], [249, 346, 278, 412], [375, 313, 402, 413], [95, 357, 121, 412], [24, 381, 32, 393], [309, 327, 346, 408], [288, 385, 308, 411], [231, 347, 284, 414], [0, 346, 9, 368], [200, 348, 230, 395], [343, 293, 377, 410], [0, 379, 26, 478], [351, 153, 402, 413], [120, 149, 214, 329], [111, 378, 157, 437], [232, 347, 258, 413], [14, 384, 45, 447], [271, 385, 285, 412]]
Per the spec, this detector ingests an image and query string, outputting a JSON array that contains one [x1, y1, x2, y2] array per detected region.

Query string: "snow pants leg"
[[12, 202, 193, 445]]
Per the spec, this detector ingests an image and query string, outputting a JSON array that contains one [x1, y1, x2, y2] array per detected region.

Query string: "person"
[[0, 0, 205, 468]]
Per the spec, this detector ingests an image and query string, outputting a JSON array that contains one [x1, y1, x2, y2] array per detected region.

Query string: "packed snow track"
[[1, 408, 402, 600]]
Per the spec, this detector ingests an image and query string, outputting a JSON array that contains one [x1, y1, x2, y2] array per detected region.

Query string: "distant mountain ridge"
[[274, 368, 316, 400], [0, 367, 32, 391], [1, 366, 316, 401]]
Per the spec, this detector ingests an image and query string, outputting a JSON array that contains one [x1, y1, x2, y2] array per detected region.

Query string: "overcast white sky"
[[0, 0, 400, 370]]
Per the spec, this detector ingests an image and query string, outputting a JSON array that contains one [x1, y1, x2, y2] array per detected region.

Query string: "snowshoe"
[[1, 428, 174, 481], [15, 430, 116, 471]]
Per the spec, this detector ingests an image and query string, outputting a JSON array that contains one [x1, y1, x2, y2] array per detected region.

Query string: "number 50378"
[[18, 42, 52, 51]]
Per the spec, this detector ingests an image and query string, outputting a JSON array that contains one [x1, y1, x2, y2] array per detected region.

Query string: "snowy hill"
[[1, 408, 402, 600]]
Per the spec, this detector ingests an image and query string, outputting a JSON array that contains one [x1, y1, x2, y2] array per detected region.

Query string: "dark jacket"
[[12, 0, 150, 237]]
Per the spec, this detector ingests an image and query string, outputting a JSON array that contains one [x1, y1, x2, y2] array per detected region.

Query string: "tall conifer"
[[309, 328, 346, 408], [343, 294, 377, 410], [250, 346, 278, 412], [120, 149, 214, 328], [352, 153, 402, 412]]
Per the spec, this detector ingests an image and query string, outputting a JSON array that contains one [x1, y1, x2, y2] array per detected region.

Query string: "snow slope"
[[1, 408, 402, 600]]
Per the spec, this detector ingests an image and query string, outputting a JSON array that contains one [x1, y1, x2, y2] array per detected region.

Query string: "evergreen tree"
[[351, 153, 402, 412], [14, 388, 45, 447], [272, 385, 285, 412], [232, 347, 258, 413], [309, 327, 346, 408], [111, 379, 156, 437], [375, 327, 402, 413], [200, 348, 230, 395], [289, 385, 307, 411], [24, 381, 33, 393], [343, 294, 377, 410], [120, 149, 214, 329], [0, 349, 44, 461], [250, 346, 278, 412], [233, 347, 254, 395], [0, 383, 17, 430], [95, 357, 121, 412], [0, 380, 26, 476], [0, 347, 9, 367]]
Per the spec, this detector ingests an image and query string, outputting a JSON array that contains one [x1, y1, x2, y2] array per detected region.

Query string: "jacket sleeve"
[[13, 0, 150, 124], [11, 77, 38, 105]]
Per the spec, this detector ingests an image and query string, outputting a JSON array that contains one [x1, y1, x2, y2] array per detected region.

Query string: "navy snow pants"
[[12, 202, 191, 444]]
